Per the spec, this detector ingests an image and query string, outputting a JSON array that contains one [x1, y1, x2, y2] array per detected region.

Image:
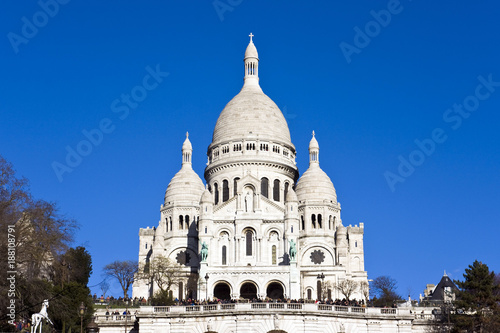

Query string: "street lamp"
[[317, 273, 325, 301], [205, 274, 209, 301], [79, 302, 86, 333]]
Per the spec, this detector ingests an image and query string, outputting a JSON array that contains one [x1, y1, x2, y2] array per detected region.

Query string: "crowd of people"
[[93, 293, 372, 308], [93, 294, 147, 307], [170, 297, 367, 307], [93, 292, 385, 309]]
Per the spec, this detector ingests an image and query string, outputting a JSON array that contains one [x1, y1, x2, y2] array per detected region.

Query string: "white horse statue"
[[31, 299, 53, 333]]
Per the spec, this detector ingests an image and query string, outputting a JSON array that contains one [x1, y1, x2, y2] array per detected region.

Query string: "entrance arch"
[[213, 282, 231, 300], [240, 282, 258, 300], [266, 282, 284, 300]]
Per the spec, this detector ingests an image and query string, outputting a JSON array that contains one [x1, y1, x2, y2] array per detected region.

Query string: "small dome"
[[164, 166, 204, 205], [295, 164, 337, 204], [285, 187, 298, 202], [200, 187, 213, 204]]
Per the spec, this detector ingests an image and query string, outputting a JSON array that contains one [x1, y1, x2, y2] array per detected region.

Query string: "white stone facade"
[[132, 35, 368, 303]]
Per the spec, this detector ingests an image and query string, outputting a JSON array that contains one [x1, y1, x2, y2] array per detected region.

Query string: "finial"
[[312, 130, 315, 137], [249, 33, 254, 42], [186, 131, 189, 138], [444, 270, 447, 276]]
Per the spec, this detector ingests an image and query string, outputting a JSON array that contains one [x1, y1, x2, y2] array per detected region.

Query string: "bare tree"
[[360, 281, 370, 303], [320, 280, 333, 301], [138, 256, 182, 294], [100, 280, 110, 298], [0, 155, 78, 281], [371, 276, 401, 307], [334, 279, 359, 302], [103, 260, 138, 298]]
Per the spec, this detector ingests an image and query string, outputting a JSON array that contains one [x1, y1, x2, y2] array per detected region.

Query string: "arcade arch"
[[240, 281, 258, 299]]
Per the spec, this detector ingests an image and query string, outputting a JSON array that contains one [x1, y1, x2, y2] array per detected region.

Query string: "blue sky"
[[2, 0, 499, 299]]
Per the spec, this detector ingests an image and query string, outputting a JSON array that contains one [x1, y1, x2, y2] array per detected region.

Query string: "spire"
[[243, 33, 260, 88], [309, 131, 319, 165], [182, 132, 192, 167]]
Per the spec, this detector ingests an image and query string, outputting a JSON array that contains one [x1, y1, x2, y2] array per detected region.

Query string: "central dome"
[[210, 35, 292, 148], [211, 85, 292, 146]]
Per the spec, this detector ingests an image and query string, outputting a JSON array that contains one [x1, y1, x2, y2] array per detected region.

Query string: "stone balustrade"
[[94, 304, 436, 324], [134, 303, 420, 317]]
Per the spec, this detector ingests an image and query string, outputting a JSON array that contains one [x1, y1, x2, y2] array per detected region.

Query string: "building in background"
[[420, 272, 459, 305]]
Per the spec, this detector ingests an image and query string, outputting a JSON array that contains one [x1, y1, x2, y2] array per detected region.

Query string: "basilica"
[[132, 35, 368, 302]]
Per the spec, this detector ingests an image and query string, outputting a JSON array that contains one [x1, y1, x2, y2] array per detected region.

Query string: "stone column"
[[199, 262, 208, 300], [289, 259, 300, 299]]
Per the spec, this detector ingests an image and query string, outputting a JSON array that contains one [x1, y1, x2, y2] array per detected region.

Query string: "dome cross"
[[249, 33, 254, 42]]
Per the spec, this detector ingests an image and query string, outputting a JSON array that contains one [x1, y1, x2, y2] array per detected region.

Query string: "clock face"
[[310, 250, 325, 264]]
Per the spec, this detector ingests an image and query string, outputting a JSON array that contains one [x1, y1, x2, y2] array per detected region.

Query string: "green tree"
[[451, 260, 500, 333]]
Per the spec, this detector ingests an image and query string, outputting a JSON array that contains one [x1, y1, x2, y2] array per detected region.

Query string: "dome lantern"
[[244, 33, 259, 88], [182, 132, 193, 166], [309, 130, 319, 165]]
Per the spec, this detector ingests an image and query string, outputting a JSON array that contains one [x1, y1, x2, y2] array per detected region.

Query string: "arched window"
[[246, 230, 253, 256], [273, 179, 280, 201], [214, 183, 219, 204], [272, 245, 277, 265], [318, 214, 322, 229], [329, 216, 332, 229], [179, 215, 183, 230], [311, 214, 316, 229], [261, 178, 269, 198], [222, 180, 229, 202], [185, 215, 190, 228], [169, 217, 172, 232], [222, 245, 227, 265], [284, 182, 289, 200], [307, 289, 312, 300], [301, 216, 305, 230], [233, 177, 240, 196], [165, 218, 168, 232]]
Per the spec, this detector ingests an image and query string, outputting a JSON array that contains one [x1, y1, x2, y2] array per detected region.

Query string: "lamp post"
[[317, 273, 325, 301], [205, 274, 209, 301], [79, 302, 86, 333]]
